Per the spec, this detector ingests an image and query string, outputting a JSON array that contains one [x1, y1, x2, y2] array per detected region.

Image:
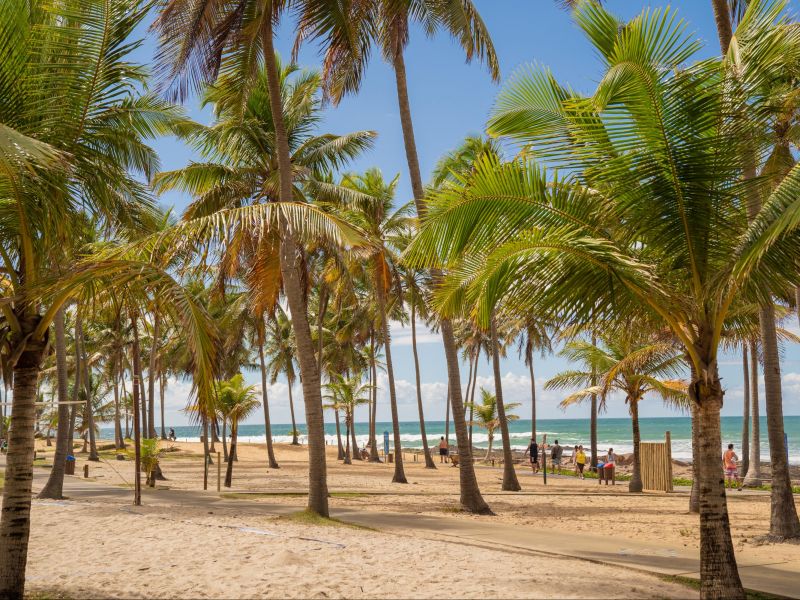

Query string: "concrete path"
[[33, 470, 800, 599]]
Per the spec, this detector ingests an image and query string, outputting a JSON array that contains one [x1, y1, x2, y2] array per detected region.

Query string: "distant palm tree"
[[216, 375, 261, 487], [467, 389, 520, 461], [324, 374, 372, 465], [264, 309, 301, 446]]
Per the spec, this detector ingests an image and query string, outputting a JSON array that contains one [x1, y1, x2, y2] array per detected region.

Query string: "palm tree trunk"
[[222, 419, 229, 462], [130, 313, 143, 507], [263, 19, 328, 516], [485, 432, 493, 461], [259, 341, 279, 468], [465, 349, 475, 447], [350, 407, 361, 461], [528, 350, 537, 440], [690, 400, 701, 514], [224, 422, 237, 487], [629, 397, 643, 493], [39, 308, 72, 499], [392, 46, 489, 513], [334, 408, 344, 460], [344, 415, 352, 465], [147, 313, 159, 439], [694, 367, 744, 599], [490, 318, 521, 491], [159, 372, 166, 440], [711, 0, 733, 54], [287, 382, 299, 445], [208, 417, 217, 453], [77, 312, 99, 462], [590, 333, 598, 471], [410, 294, 435, 468], [758, 304, 800, 537], [202, 416, 210, 490], [468, 353, 478, 446], [374, 268, 406, 483], [741, 346, 750, 478], [368, 331, 380, 462], [0, 314, 47, 599], [444, 385, 450, 445], [114, 351, 125, 449], [744, 339, 762, 485]]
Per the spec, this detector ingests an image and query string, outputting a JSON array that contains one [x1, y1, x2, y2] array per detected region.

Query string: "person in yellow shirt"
[[575, 445, 587, 480]]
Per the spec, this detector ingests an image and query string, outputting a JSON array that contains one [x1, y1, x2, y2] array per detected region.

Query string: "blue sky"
[[134, 1, 800, 426]]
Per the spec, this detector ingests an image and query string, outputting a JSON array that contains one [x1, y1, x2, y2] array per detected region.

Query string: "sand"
[[21, 438, 796, 598]]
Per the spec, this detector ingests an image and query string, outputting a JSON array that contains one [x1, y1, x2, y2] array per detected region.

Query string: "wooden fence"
[[640, 431, 673, 492]]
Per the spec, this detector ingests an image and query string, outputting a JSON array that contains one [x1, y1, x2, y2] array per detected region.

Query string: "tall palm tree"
[[516, 319, 552, 448], [265, 308, 300, 446], [709, 0, 800, 540], [409, 3, 800, 593], [216, 374, 261, 487], [154, 0, 376, 519], [298, 0, 499, 513], [338, 168, 411, 482], [547, 334, 688, 492], [467, 388, 520, 461]]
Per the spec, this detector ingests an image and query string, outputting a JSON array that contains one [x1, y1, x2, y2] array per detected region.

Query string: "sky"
[[129, 1, 800, 427]]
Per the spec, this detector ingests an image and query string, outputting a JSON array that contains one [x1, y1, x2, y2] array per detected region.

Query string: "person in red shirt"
[[723, 443, 743, 491]]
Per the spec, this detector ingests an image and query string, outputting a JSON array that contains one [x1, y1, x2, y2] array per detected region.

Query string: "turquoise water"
[[101, 416, 800, 464]]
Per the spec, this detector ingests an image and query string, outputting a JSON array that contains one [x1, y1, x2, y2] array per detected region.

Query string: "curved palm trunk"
[[160, 373, 166, 440], [258, 342, 279, 468], [759, 305, 800, 537], [147, 313, 159, 439], [485, 431, 494, 461], [375, 270, 406, 483], [114, 351, 125, 449], [392, 46, 489, 513], [744, 339, 762, 485], [465, 349, 475, 447], [287, 382, 299, 445], [39, 308, 72, 499], [77, 313, 99, 462], [628, 397, 643, 493], [490, 318, 520, 491], [222, 419, 229, 462], [0, 315, 47, 599], [741, 346, 750, 477], [411, 295, 435, 468], [444, 386, 450, 445], [263, 21, 328, 516], [694, 366, 744, 599], [350, 408, 361, 460], [224, 420, 237, 487]]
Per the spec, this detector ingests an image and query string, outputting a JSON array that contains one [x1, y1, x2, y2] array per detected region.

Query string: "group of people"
[[524, 439, 617, 480]]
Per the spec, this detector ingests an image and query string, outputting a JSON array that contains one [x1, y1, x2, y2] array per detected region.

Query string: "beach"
[[21, 439, 800, 599]]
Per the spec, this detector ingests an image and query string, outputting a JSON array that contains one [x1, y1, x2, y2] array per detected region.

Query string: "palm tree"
[[409, 3, 800, 593], [467, 388, 520, 461], [324, 373, 372, 465], [265, 309, 300, 446], [338, 169, 412, 482], [216, 375, 261, 487], [516, 319, 552, 447], [298, 0, 499, 514], [709, 0, 800, 540], [547, 334, 688, 492]]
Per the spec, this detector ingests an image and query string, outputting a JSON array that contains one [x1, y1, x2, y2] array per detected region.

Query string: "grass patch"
[[658, 574, 784, 599], [749, 484, 800, 494], [221, 492, 306, 499], [673, 476, 693, 486], [278, 509, 375, 531]]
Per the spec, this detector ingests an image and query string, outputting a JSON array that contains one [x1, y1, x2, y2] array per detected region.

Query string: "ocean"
[[100, 415, 800, 464]]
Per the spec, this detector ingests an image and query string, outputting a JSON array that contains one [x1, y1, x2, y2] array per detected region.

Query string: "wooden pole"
[[666, 431, 673, 492], [217, 452, 221, 492]]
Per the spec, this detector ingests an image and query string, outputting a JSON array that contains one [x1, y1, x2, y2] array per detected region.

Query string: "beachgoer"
[[438, 436, 449, 463], [523, 438, 539, 474], [168, 428, 176, 441], [576, 445, 586, 479], [551, 440, 563, 474], [723, 443, 743, 490], [572, 445, 579, 474]]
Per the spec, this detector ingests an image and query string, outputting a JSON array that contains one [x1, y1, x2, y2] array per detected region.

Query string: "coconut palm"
[[336, 168, 412, 482], [297, 0, 499, 513], [467, 388, 520, 461], [324, 373, 372, 465], [264, 308, 300, 446], [546, 334, 688, 492], [516, 318, 552, 448], [215, 374, 261, 487], [407, 2, 800, 594]]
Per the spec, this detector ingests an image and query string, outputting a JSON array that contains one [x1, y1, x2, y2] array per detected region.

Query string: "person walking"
[[551, 440, 563, 474], [723, 443, 743, 491], [572, 444, 579, 474], [523, 437, 539, 474], [576, 445, 586, 479], [438, 436, 449, 464]]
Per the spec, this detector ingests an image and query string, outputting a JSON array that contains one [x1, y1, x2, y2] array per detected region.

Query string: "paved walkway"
[[30, 470, 800, 599]]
